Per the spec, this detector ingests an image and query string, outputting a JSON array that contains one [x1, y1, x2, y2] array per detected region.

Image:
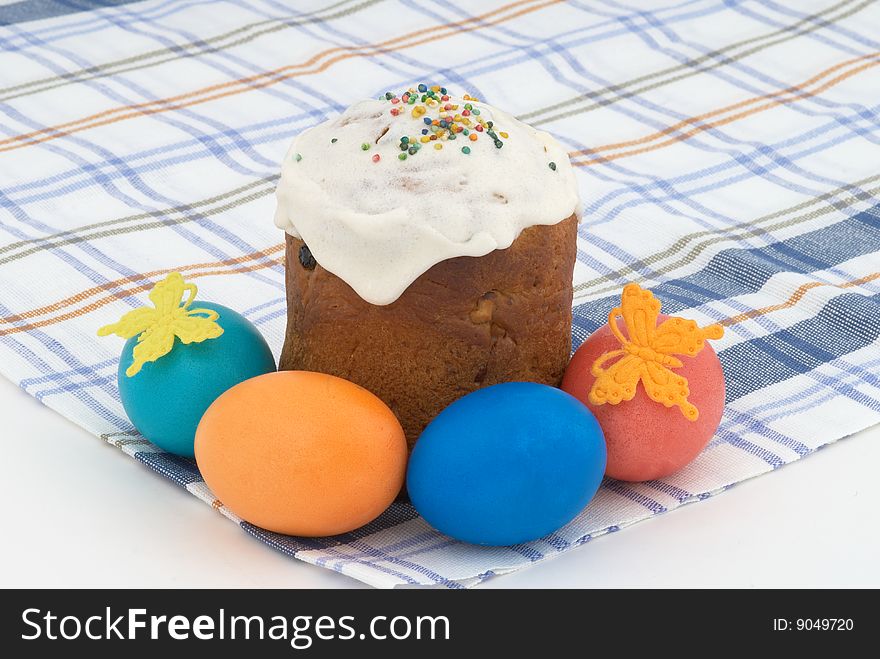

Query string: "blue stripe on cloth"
[[240, 503, 421, 554], [644, 479, 695, 503], [0, 1, 726, 204], [714, 426, 787, 468], [0, 0, 217, 49], [757, 356, 880, 421], [314, 532, 466, 588], [255, 527, 446, 587], [133, 451, 202, 487], [722, 408, 812, 456], [0, 297, 131, 427], [588, 112, 880, 227], [602, 479, 668, 514], [0, 0, 148, 26], [19, 357, 116, 388], [243, 523, 425, 586], [572, 204, 880, 338], [0, 102, 286, 293], [244, 506, 472, 589], [722, 291, 880, 401]]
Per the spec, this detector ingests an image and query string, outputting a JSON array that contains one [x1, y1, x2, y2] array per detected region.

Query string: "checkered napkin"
[[1, 0, 879, 588]]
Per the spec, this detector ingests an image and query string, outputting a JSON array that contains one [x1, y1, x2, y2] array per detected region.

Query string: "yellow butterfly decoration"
[[98, 272, 223, 377], [588, 283, 724, 421]]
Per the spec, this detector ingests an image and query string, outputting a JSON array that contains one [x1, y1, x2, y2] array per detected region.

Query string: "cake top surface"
[[274, 85, 580, 305]]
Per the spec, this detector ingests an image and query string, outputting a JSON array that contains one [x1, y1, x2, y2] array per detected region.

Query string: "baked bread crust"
[[280, 214, 577, 448]]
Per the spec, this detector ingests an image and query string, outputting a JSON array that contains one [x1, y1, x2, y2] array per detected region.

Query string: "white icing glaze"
[[274, 93, 580, 305]]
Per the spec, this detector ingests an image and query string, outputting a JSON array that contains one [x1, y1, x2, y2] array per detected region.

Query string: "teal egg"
[[118, 302, 276, 457]]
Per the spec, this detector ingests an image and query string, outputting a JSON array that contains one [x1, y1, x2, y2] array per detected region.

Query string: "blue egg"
[[407, 382, 606, 546], [118, 302, 276, 457]]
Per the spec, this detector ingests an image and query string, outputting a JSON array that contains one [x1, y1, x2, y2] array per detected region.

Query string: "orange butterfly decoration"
[[588, 283, 724, 421]]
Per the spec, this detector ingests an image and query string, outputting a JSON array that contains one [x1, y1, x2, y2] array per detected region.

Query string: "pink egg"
[[562, 315, 725, 482]]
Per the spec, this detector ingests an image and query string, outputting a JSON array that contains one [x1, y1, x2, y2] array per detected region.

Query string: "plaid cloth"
[[1, 0, 879, 588]]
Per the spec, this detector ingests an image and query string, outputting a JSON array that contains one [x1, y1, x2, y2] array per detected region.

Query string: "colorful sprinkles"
[[370, 84, 508, 162], [307, 86, 522, 166]]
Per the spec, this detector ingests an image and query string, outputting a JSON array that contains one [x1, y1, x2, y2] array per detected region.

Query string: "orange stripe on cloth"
[[0, 0, 560, 153], [0, 245, 284, 336], [570, 52, 880, 167], [3, 254, 876, 341], [721, 271, 880, 327]]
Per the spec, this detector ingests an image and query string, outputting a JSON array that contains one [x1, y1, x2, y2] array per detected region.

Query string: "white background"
[[1, 373, 877, 588]]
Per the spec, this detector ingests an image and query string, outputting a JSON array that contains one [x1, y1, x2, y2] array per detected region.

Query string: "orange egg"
[[194, 371, 407, 537]]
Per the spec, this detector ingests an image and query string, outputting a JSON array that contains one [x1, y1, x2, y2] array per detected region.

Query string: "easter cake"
[[274, 85, 580, 447]]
